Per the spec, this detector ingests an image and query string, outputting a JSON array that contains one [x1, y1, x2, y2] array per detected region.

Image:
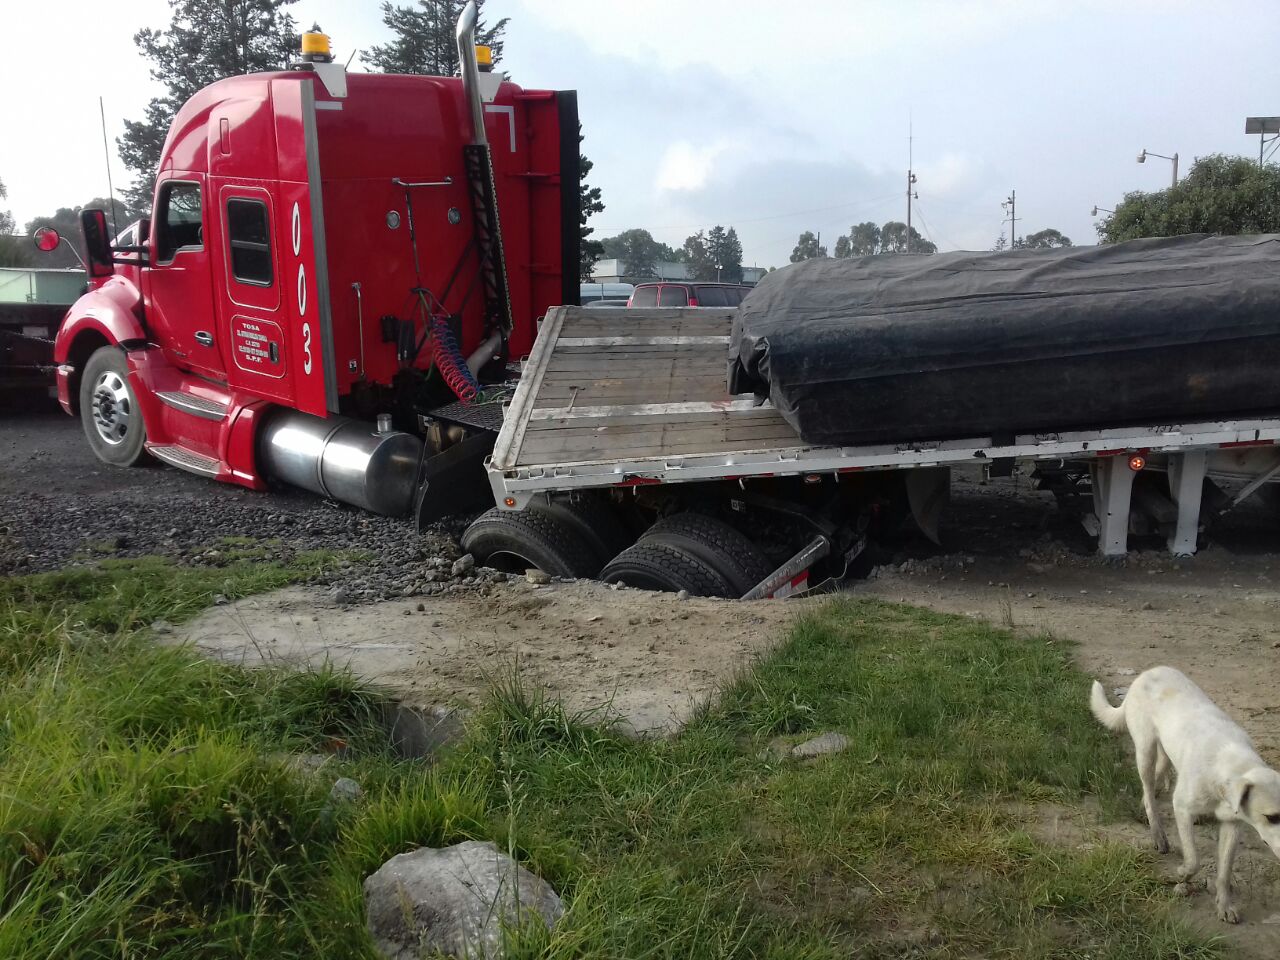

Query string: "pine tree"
[[579, 132, 605, 280], [364, 0, 507, 75], [118, 0, 300, 212]]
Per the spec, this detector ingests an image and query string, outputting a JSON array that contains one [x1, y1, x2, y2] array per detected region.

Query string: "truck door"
[[144, 176, 225, 379], [215, 184, 293, 402]]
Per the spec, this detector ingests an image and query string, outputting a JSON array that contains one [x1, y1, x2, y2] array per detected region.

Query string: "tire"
[[600, 541, 739, 597], [640, 512, 773, 596], [461, 507, 602, 579], [537, 495, 634, 568], [79, 345, 147, 467]]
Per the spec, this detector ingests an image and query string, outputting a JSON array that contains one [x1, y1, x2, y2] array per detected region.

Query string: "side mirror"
[[81, 209, 113, 278], [33, 227, 61, 252], [138, 218, 151, 245]]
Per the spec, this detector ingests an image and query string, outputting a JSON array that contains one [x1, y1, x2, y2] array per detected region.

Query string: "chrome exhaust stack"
[[456, 1, 487, 147]]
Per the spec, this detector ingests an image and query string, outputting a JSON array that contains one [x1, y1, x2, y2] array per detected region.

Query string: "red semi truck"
[[46, 5, 1280, 599], [50, 8, 575, 518]]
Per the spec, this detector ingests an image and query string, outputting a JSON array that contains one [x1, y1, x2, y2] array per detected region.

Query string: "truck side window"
[[156, 181, 203, 263], [226, 198, 273, 286]]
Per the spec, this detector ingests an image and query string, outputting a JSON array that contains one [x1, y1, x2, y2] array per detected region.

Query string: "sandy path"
[[179, 579, 809, 735]]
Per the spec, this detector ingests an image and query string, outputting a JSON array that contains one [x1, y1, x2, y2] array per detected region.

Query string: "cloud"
[[654, 141, 733, 193]]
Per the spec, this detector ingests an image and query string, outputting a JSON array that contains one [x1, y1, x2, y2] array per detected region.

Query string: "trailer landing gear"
[[1088, 452, 1209, 557]]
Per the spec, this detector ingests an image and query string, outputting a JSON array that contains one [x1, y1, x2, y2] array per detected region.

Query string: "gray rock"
[[364, 840, 563, 960], [330, 777, 363, 803], [451, 554, 476, 577], [525, 569, 551, 585], [150, 619, 175, 635], [675, 589, 690, 601], [329, 586, 352, 606], [791, 731, 850, 758]]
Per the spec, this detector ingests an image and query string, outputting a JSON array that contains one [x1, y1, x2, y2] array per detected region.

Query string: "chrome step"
[[156, 390, 228, 421], [149, 444, 221, 478]]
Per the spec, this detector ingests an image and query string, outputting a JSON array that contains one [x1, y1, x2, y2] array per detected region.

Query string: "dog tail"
[[1090, 680, 1127, 733]]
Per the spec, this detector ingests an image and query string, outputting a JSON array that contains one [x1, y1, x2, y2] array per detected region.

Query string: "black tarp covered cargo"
[[727, 235, 1280, 446]]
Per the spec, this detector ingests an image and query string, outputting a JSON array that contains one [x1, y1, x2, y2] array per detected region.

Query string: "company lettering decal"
[[291, 201, 313, 375], [231, 316, 284, 379]]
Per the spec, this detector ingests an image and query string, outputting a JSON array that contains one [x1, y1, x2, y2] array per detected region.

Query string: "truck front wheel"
[[79, 346, 147, 467]]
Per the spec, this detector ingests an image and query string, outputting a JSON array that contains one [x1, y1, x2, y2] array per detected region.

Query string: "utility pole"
[[1002, 190, 1018, 249], [906, 121, 918, 254]]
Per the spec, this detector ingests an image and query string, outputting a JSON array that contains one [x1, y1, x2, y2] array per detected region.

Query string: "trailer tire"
[[461, 507, 602, 579], [600, 541, 739, 597], [537, 495, 634, 567], [79, 346, 147, 467], [640, 512, 773, 596]]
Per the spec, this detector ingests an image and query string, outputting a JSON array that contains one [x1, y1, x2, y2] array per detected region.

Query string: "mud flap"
[[413, 431, 497, 528], [905, 467, 950, 546]]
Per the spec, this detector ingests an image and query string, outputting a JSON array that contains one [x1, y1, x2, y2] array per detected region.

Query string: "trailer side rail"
[[488, 306, 1280, 510]]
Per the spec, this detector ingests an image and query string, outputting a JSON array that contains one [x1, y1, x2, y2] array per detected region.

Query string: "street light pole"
[[1137, 148, 1178, 188], [1001, 190, 1017, 248]]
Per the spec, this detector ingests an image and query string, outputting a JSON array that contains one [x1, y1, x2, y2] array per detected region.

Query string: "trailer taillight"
[[1128, 455, 1146, 471]]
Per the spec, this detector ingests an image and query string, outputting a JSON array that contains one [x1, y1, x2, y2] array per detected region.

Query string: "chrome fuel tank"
[[258, 411, 422, 516]]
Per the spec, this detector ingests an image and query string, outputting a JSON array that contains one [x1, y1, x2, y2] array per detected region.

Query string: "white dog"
[[1091, 666, 1280, 923]]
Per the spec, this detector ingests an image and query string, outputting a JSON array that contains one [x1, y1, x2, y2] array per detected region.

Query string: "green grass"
[[0, 563, 1223, 958]]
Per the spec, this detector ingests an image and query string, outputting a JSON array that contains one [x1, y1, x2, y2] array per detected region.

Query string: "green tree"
[[705, 225, 743, 282], [837, 221, 882, 257], [119, 1, 300, 212], [578, 132, 605, 280], [682, 230, 713, 280], [1021, 228, 1072, 249], [0, 177, 30, 268], [364, 0, 506, 75], [1098, 154, 1280, 243], [601, 228, 666, 277], [879, 221, 936, 254], [679, 225, 743, 281], [790, 230, 827, 262]]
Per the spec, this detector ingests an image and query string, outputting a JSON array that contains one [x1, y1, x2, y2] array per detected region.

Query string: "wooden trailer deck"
[[490, 306, 797, 474]]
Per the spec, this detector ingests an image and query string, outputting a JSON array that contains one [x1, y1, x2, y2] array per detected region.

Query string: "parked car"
[[628, 282, 752, 308], [584, 298, 630, 308]]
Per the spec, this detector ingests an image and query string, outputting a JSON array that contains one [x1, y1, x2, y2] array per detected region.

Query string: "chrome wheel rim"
[[90, 370, 132, 446]]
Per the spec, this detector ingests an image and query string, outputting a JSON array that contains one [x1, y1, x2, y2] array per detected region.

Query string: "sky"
[[2, 0, 1278, 267]]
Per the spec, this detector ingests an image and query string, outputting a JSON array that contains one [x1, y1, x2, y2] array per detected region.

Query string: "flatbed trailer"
[[483, 306, 1280, 586]]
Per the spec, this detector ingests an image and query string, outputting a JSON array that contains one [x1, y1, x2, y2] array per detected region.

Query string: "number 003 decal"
[[291, 202, 313, 375]]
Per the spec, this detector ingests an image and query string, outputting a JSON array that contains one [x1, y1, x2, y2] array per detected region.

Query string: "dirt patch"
[[1026, 801, 1280, 956], [178, 579, 809, 735], [853, 475, 1280, 948], [857, 555, 1280, 758]]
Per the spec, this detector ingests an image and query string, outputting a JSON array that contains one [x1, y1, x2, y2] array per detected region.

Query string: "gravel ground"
[[0, 403, 492, 601]]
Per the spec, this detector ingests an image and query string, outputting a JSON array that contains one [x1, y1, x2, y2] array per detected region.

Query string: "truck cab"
[[52, 15, 578, 512]]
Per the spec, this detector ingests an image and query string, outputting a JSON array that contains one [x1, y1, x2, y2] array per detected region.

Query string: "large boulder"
[[364, 840, 564, 959]]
